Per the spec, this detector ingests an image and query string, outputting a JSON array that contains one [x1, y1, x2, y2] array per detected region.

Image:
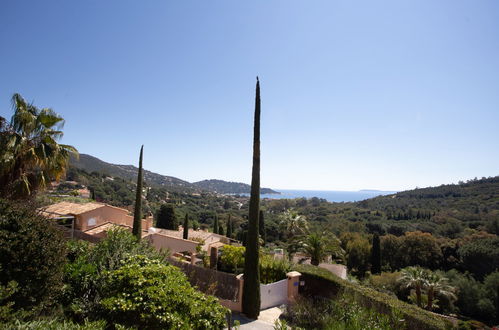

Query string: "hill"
[[70, 154, 196, 192], [193, 179, 279, 195], [70, 154, 278, 194]]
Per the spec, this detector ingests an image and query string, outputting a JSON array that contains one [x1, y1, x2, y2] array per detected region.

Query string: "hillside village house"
[[40, 201, 231, 259], [40, 201, 153, 235]]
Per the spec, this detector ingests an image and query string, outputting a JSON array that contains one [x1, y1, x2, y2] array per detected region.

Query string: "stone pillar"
[[210, 246, 218, 269], [190, 252, 196, 265], [286, 271, 301, 302], [236, 273, 244, 312]]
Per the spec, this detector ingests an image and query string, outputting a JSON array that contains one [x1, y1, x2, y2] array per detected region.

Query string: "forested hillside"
[[70, 154, 278, 195], [70, 154, 197, 193], [193, 179, 279, 194]]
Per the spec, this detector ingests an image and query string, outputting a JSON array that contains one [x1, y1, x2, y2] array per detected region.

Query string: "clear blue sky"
[[1, 1, 498, 191]]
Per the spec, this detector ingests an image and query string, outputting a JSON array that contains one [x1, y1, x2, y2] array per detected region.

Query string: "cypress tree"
[[213, 215, 219, 234], [371, 233, 381, 274], [242, 77, 261, 318], [183, 213, 189, 240], [259, 210, 266, 246], [156, 204, 177, 230], [132, 145, 143, 240], [219, 223, 224, 236], [226, 214, 232, 238]]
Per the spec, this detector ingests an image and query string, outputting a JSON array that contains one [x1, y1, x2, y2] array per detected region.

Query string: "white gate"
[[260, 279, 288, 310]]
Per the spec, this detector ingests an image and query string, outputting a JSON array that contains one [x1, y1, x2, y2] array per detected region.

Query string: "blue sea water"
[[258, 189, 397, 203]]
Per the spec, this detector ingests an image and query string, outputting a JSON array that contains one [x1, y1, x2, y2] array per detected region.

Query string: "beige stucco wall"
[[146, 233, 198, 254], [76, 205, 153, 231]]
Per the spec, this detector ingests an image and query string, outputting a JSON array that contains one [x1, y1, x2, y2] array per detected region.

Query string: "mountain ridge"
[[70, 153, 278, 194]]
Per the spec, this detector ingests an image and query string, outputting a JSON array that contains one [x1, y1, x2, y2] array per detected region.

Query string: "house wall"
[[76, 205, 153, 231], [146, 233, 198, 254]]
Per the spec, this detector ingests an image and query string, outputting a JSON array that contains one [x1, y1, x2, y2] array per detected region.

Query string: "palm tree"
[[0, 93, 77, 198], [279, 209, 309, 260], [424, 272, 456, 311], [302, 232, 342, 266], [279, 209, 308, 237], [398, 266, 427, 308]]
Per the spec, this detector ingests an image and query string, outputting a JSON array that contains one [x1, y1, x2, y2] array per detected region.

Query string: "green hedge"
[[293, 264, 455, 330]]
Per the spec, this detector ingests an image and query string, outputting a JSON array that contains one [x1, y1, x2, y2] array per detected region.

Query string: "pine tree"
[[183, 213, 189, 240], [132, 145, 143, 240], [371, 233, 381, 274], [242, 77, 261, 318], [227, 214, 232, 238], [259, 210, 266, 246]]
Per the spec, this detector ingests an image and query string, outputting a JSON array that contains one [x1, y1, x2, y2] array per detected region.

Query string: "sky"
[[1, 1, 498, 191]]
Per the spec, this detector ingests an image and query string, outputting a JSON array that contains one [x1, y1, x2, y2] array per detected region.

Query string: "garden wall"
[[169, 258, 240, 301]]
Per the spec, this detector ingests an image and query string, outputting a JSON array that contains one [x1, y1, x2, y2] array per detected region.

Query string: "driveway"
[[226, 306, 284, 329]]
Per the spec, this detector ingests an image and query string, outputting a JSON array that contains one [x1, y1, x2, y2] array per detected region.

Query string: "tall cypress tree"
[[242, 77, 261, 318], [219, 222, 224, 236], [371, 233, 381, 274], [213, 215, 219, 234], [132, 145, 143, 240], [227, 214, 232, 238], [183, 213, 189, 240], [156, 204, 177, 230], [259, 210, 266, 246]]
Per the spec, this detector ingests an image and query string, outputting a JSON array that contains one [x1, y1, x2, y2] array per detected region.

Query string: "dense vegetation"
[[0, 202, 229, 328], [193, 179, 278, 195]]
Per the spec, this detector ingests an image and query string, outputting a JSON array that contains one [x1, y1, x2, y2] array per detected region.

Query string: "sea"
[[256, 189, 397, 203]]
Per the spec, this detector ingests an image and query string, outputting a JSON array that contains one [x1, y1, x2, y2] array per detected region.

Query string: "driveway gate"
[[260, 279, 288, 310]]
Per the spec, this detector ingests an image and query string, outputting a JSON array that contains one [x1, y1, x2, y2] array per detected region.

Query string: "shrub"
[[1, 319, 106, 329], [219, 246, 291, 283], [0, 199, 67, 316], [283, 295, 397, 329], [99, 255, 228, 329], [219, 245, 245, 273], [259, 254, 291, 284], [62, 228, 167, 321]]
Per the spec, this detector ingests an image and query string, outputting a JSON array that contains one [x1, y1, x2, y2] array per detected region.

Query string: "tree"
[[226, 214, 232, 238], [279, 210, 308, 260], [300, 232, 341, 266], [484, 271, 499, 324], [424, 272, 455, 311], [183, 213, 189, 240], [398, 266, 427, 308], [0, 94, 78, 198], [346, 236, 371, 277], [156, 204, 177, 230], [242, 77, 261, 318], [259, 210, 266, 246], [0, 199, 67, 315], [279, 209, 308, 238], [213, 215, 219, 234], [381, 234, 402, 270], [371, 233, 381, 274], [458, 237, 499, 280], [398, 231, 443, 270], [219, 222, 224, 236], [132, 145, 143, 240]]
